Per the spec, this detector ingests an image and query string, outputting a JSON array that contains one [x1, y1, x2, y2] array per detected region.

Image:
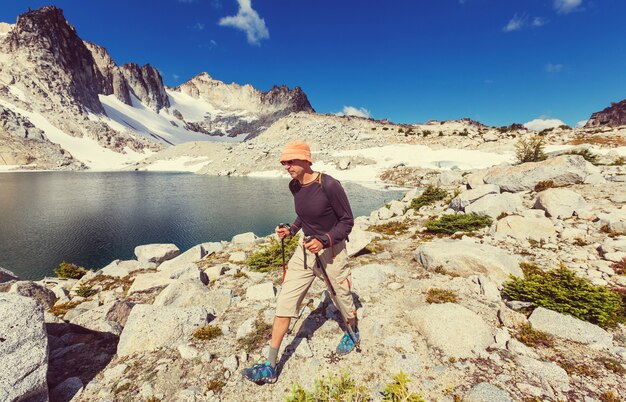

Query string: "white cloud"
[[336, 106, 371, 118], [554, 0, 583, 14], [576, 119, 588, 128], [503, 14, 525, 32], [545, 63, 564, 73], [191, 22, 205, 31], [532, 17, 548, 27], [173, 74, 180, 82], [218, 0, 269, 45], [524, 118, 566, 131]]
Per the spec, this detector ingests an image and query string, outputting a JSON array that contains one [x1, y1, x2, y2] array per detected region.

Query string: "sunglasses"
[[280, 160, 295, 166]]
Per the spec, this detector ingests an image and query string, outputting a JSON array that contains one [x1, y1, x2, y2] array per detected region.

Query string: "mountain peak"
[[585, 98, 626, 128]]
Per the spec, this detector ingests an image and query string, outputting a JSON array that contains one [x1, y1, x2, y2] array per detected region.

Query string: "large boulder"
[[516, 355, 570, 392], [495, 216, 557, 243], [231, 232, 258, 245], [154, 279, 232, 315], [449, 184, 500, 211], [0, 293, 49, 402], [409, 303, 493, 358], [100, 259, 141, 278], [528, 307, 613, 347], [414, 239, 522, 284], [134, 243, 180, 264], [346, 226, 379, 257], [69, 301, 134, 336], [245, 282, 276, 301], [9, 281, 56, 309], [117, 305, 210, 356], [158, 242, 223, 272], [482, 155, 598, 192], [351, 264, 398, 291], [533, 188, 589, 219], [49, 376, 83, 402], [465, 193, 523, 219]]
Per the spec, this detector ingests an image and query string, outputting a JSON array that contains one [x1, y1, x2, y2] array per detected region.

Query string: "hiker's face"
[[283, 159, 309, 179]]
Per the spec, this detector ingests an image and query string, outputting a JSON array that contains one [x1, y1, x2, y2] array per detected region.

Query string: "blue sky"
[[1, 0, 625, 127]]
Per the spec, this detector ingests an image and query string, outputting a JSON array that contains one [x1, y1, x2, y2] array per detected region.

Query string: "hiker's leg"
[[271, 316, 291, 349], [321, 240, 356, 326]]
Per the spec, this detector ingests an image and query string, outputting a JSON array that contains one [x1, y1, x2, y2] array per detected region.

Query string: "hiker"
[[241, 140, 358, 384]]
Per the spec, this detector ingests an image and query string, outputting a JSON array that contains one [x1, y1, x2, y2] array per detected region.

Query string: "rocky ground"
[[2, 139, 626, 401]]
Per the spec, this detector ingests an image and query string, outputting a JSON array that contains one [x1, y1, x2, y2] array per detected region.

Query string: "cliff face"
[[119, 63, 170, 111], [585, 99, 626, 128]]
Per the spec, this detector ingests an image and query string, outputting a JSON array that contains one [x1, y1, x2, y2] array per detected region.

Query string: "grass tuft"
[[515, 323, 554, 348], [193, 325, 223, 341], [515, 136, 547, 164], [368, 220, 410, 236], [237, 316, 272, 353], [426, 288, 458, 304], [382, 371, 425, 402], [564, 149, 600, 165], [284, 371, 369, 402], [425, 214, 492, 234], [54, 261, 89, 279]]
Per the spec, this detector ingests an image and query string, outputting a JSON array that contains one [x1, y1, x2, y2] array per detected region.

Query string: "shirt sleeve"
[[320, 177, 354, 247]]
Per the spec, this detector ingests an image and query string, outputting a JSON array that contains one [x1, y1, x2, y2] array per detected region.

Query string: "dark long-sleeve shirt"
[[289, 173, 354, 249]]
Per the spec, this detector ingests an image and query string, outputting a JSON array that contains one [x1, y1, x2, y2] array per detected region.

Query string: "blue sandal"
[[336, 330, 360, 356], [241, 361, 277, 384]]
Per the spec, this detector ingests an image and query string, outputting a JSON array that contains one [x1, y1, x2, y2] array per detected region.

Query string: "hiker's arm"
[[317, 179, 354, 248], [290, 217, 302, 236]]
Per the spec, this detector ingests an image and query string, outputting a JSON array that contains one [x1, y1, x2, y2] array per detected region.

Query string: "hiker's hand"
[[276, 226, 291, 239], [304, 238, 323, 253]]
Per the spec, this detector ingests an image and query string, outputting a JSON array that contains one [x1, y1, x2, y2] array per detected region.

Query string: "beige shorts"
[[275, 238, 355, 319]]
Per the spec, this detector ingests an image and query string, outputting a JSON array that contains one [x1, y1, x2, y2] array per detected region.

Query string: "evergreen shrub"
[[246, 236, 298, 273]]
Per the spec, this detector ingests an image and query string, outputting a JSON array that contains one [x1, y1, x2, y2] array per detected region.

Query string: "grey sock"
[[268, 347, 279, 368]]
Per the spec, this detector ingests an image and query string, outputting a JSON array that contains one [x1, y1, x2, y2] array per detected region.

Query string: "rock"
[[601, 236, 626, 253], [528, 307, 613, 347], [560, 227, 587, 242], [0, 266, 18, 283], [231, 232, 258, 245], [482, 155, 598, 192], [223, 355, 239, 372], [154, 279, 231, 314], [351, 264, 397, 290], [346, 226, 379, 257], [449, 184, 499, 211], [9, 281, 56, 309], [533, 188, 589, 219], [604, 252, 626, 262], [158, 243, 217, 272], [245, 282, 276, 301], [204, 265, 227, 281], [477, 275, 500, 302], [464, 382, 512, 402], [597, 207, 626, 234], [377, 206, 393, 220], [168, 264, 204, 282], [409, 303, 493, 358], [438, 170, 464, 186], [465, 193, 523, 219], [49, 376, 83, 402], [516, 355, 570, 392], [414, 239, 522, 284], [178, 344, 200, 360], [134, 243, 180, 264], [100, 259, 140, 278], [496, 216, 557, 243], [506, 339, 538, 358], [338, 158, 351, 170], [0, 293, 48, 402], [467, 170, 488, 189], [67, 301, 132, 336], [127, 271, 172, 294], [117, 305, 210, 356], [229, 251, 247, 263], [236, 317, 256, 340], [294, 338, 314, 357]]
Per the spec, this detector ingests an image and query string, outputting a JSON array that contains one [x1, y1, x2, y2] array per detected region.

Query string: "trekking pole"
[[304, 236, 361, 353], [278, 223, 290, 282]]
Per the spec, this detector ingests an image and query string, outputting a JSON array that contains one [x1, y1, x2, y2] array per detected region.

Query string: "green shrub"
[[515, 323, 554, 348], [426, 288, 458, 304], [284, 371, 369, 402], [382, 371, 425, 402], [246, 236, 298, 273], [425, 214, 492, 234], [54, 261, 88, 279], [515, 136, 547, 164], [564, 149, 599, 165], [611, 156, 625, 166], [502, 264, 626, 328], [193, 325, 223, 341], [74, 283, 97, 298], [407, 185, 448, 211]]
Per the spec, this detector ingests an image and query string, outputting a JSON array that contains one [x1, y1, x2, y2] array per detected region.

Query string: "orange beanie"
[[279, 141, 312, 163]]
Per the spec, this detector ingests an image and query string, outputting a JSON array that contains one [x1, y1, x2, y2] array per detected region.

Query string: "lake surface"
[[0, 172, 403, 280]]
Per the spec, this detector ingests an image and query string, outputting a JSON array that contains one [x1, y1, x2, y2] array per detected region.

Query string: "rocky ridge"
[[2, 148, 626, 401], [586, 98, 626, 128]]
